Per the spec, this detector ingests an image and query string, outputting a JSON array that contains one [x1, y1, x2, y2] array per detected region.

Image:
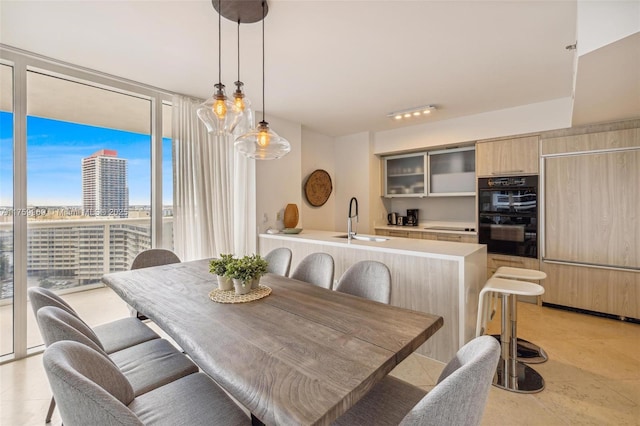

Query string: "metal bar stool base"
[[491, 334, 548, 363], [493, 358, 545, 393]]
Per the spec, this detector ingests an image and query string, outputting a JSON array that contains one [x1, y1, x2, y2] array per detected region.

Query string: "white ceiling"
[[0, 0, 627, 137]]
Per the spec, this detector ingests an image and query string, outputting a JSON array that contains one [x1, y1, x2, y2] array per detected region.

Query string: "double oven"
[[478, 176, 538, 258]]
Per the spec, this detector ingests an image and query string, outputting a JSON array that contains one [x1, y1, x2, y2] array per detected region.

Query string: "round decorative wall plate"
[[304, 169, 332, 207]]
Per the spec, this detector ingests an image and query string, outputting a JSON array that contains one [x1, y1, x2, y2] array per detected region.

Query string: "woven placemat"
[[209, 285, 272, 304]]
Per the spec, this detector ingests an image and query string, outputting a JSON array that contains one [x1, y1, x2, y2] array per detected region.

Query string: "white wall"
[[255, 115, 302, 235], [334, 132, 372, 234], [301, 127, 336, 231], [373, 97, 573, 155], [388, 197, 476, 226]]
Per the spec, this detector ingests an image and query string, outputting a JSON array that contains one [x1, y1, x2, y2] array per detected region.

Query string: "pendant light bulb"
[[233, 81, 246, 112], [257, 122, 270, 147], [213, 84, 228, 119], [214, 99, 227, 118]]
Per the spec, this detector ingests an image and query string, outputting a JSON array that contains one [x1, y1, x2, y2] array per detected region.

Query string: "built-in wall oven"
[[478, 176, 538, 258]]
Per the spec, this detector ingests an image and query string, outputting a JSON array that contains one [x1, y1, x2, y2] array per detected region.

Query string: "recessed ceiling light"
[[387, 105, 437, 120]]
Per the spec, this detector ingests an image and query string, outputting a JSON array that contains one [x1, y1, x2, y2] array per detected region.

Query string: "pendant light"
[[231, 19, 254, 136], [197, 0, 242, 134], [235, 1, 290, 160]]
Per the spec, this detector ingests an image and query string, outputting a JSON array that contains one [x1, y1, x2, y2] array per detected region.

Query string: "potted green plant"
[[248, 254, 268, 289], [224, 254, 269, 294], [209, 254, 235, 291]]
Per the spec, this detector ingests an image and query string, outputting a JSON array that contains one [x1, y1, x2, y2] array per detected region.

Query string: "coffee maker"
[[406, 209, 419, 226]]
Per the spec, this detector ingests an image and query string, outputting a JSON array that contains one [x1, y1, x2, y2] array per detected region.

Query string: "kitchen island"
[[259, 230, 487, 362]]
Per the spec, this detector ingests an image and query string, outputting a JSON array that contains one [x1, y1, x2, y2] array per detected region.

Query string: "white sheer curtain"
[[172, 95, 256, 261]]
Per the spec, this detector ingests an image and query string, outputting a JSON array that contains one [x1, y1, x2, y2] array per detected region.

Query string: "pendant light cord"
[[237, 20, 240, 81], [261, 0, 266, 122], [218, 0, 222, 85]]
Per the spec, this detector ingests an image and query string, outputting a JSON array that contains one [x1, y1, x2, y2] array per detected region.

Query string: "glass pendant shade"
[[234, 0, 290, 160], [197, 83, 243, 134], [235, 121, 291, 160]]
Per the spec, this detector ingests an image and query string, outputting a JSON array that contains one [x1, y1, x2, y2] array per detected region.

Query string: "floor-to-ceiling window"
[[0, 47, 173, 361], [0, 63, 14, 357], [25, 71, 155, 348], [161, 103, 174, 250]]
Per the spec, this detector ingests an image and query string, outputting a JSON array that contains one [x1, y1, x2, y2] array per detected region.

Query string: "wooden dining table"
[[103, 258, 443, 426]]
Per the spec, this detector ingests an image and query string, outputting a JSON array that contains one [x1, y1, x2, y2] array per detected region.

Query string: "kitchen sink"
[[334, 234, 389, 242]]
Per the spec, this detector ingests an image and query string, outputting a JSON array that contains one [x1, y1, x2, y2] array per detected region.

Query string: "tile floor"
[[1, 287, 638, 425]]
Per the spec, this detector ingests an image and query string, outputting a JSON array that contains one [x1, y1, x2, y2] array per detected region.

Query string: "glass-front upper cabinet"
[[383, 153, 427, 197], [428, 147, 475, 196]]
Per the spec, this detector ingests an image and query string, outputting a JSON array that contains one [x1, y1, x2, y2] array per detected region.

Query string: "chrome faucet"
[[347, 197, 358, 240]]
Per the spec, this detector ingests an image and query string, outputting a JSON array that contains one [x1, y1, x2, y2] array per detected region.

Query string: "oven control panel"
[[487, 177, 527, 187]]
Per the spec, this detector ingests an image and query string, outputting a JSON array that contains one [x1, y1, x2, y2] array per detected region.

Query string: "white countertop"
[[260, 229, 486, 260]]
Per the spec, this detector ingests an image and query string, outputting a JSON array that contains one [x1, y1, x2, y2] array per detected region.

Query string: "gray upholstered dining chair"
[[130, 248, 181, 270], [264, 247, 293, 276], [332, 335, 500, 426], [36, 306, 198, 397], [130, 248, 181, 319], [289, 252, 335, 289], [43, 340, 250, 426], [334, 260, 392, 304], [28, 286, 160, 423], [28, 286, 159, 353]]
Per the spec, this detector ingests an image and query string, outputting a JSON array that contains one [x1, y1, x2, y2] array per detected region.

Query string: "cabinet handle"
[[491, 170, 524, 175], [437, 235, 461, 241]]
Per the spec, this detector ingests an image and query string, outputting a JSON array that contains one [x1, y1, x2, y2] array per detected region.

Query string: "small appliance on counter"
[[396, 216, 407, 226], [387, 212, 398, 225], [406, 209, 419, 226]]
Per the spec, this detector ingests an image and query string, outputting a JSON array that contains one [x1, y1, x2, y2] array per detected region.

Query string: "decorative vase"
[[283, 203, 299, 228], [233, 279, 252, 295], [251, 276, 261, 289], [217, 275, 233, 291]]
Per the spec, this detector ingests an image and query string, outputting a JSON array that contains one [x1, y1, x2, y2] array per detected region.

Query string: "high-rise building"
[[82, 149, 128, 218]]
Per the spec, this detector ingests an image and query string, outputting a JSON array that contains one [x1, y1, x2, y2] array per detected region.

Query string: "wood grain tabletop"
[[103, 258, 443, 426]]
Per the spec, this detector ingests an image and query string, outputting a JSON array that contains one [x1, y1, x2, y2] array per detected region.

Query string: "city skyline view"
[[0, 112, 172, 207]]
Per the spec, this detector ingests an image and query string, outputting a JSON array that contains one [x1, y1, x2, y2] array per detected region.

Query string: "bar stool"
[[492, 266, 548, 364], [476, 276, 545, 393]]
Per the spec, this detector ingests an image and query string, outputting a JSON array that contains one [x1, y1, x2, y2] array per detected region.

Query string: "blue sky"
[[0, 112, 172, 206]]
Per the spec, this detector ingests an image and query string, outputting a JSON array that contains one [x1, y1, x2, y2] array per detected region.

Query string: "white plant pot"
[[251, 276, 261, 289], [233, 279, 252, 295], [217, 275, 233, 291]]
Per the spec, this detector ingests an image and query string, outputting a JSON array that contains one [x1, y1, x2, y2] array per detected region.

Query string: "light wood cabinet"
[[378, 229, 422, 239], [476, 136, 539, 177], [383, 153, 427, 197], [544, 149, 639, 268], [541, 127, 639, 155], [427, 147, 475, 196], [486, 254, 540, 279], [541, 127, 639, 318], [541, 262, 640, 319], [423, 232, 477, 243]]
